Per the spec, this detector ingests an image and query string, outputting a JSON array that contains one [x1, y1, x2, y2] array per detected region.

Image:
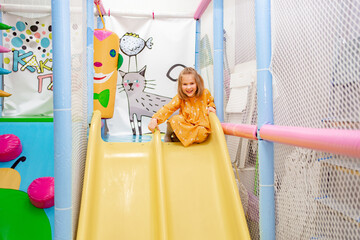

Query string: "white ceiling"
[[0, 0, 204, 16], [101, 0, 203, 15], [0, 0, 50, 6]]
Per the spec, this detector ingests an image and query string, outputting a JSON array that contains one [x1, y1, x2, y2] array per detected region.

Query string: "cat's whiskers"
[[117, 85, 125, 93], [145, 79, 156, 87]]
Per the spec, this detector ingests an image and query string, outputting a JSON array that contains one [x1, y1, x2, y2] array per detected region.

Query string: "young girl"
[[148, 67, 216, 147]]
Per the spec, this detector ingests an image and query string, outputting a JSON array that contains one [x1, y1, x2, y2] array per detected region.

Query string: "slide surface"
[[77, 111, 250, 240]]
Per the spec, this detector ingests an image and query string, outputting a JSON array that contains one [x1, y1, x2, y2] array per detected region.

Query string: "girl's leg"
[[164, 122, 180, 142], [196, 126, 209, 143], [164, 122, 173, 142]]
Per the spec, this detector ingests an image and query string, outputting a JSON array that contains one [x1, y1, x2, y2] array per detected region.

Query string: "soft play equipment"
[[0, 89, 11, 97], [0, 156, 26, 190], [93, 2, 123, 119], [77, 111, 251, 239], [0, 22, 11, 30], [0, 189, 51, 240], [0, 22, 12, 81], [0, 68, 11, 75], [0, 134, 22, 162], [93, 29, 122, 118], [0, 121, 54, 239], [0, 46, 10, 53], [28, 177, 55, 209], [0, 25, 12, 78]]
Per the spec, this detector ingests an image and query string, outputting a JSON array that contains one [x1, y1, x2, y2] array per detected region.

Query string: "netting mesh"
[[208, 0, 260, 238], [70, 0, 89, 236], [272, 0, 360, 239], [202, 0, 360, 239], [199, 1, 214, 93]]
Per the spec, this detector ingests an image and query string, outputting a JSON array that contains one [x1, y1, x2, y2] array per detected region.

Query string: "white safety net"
[[272, 0, 360, 239], [199, 1, 214, 93], [70, 0, 91, 236], [201, 0, 260, 238], [227, 0, 259, 238]]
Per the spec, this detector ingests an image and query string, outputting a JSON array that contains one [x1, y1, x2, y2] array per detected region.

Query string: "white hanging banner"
[[104, 15, 196, 136], [2, 13, 53, 116]]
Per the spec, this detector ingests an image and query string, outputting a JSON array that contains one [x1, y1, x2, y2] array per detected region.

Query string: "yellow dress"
[[152, 89, 216, 147]]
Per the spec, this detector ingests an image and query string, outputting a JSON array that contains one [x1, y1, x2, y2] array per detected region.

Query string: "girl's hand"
[[207, 106, 216, 115], [148, 118, 159, 133]]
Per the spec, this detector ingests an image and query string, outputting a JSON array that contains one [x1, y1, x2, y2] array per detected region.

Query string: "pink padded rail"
[[221, 123, 258, 140], [194, 0, 212, 20], [260, 125, 360, 158]]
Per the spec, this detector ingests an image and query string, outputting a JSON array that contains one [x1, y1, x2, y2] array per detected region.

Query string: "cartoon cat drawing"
[[118, 66, 173, 135]]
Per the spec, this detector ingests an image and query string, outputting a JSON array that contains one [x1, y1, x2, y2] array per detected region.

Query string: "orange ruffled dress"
[[152, 89, 216, 147]]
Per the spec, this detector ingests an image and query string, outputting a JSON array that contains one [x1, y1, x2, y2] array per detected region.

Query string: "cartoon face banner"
[[104, 16, 196, 136], [2, 14, 53, 116], [93, 29, 120, 119]]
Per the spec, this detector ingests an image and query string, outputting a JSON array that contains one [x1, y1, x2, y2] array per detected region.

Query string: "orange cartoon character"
[[93, 29, 123, 119]]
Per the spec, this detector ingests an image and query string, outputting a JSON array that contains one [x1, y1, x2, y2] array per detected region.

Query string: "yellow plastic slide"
[[77, 110, 251, 240]]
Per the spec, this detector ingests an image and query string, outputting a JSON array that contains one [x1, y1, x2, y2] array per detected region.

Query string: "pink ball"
[[28, 177, 54, 209], [0, 134, 22, 162]]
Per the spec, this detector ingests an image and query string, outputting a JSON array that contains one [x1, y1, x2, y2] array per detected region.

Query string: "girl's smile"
[[181, 74, 197, 98]]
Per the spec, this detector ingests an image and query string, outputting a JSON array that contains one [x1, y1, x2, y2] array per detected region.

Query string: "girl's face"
[[181, 74, 197, 98]]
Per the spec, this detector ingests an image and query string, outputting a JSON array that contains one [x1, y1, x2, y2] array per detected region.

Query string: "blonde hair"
[[177, 67, 205, 100]]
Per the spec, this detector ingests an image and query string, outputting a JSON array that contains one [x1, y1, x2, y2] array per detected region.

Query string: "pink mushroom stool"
[[27, 177, 54, 209], [0, 134, 22, 162]]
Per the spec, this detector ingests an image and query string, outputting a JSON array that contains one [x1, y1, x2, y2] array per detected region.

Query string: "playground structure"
[[77, 110, 250, 239], [0, 0, 359, 240]]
